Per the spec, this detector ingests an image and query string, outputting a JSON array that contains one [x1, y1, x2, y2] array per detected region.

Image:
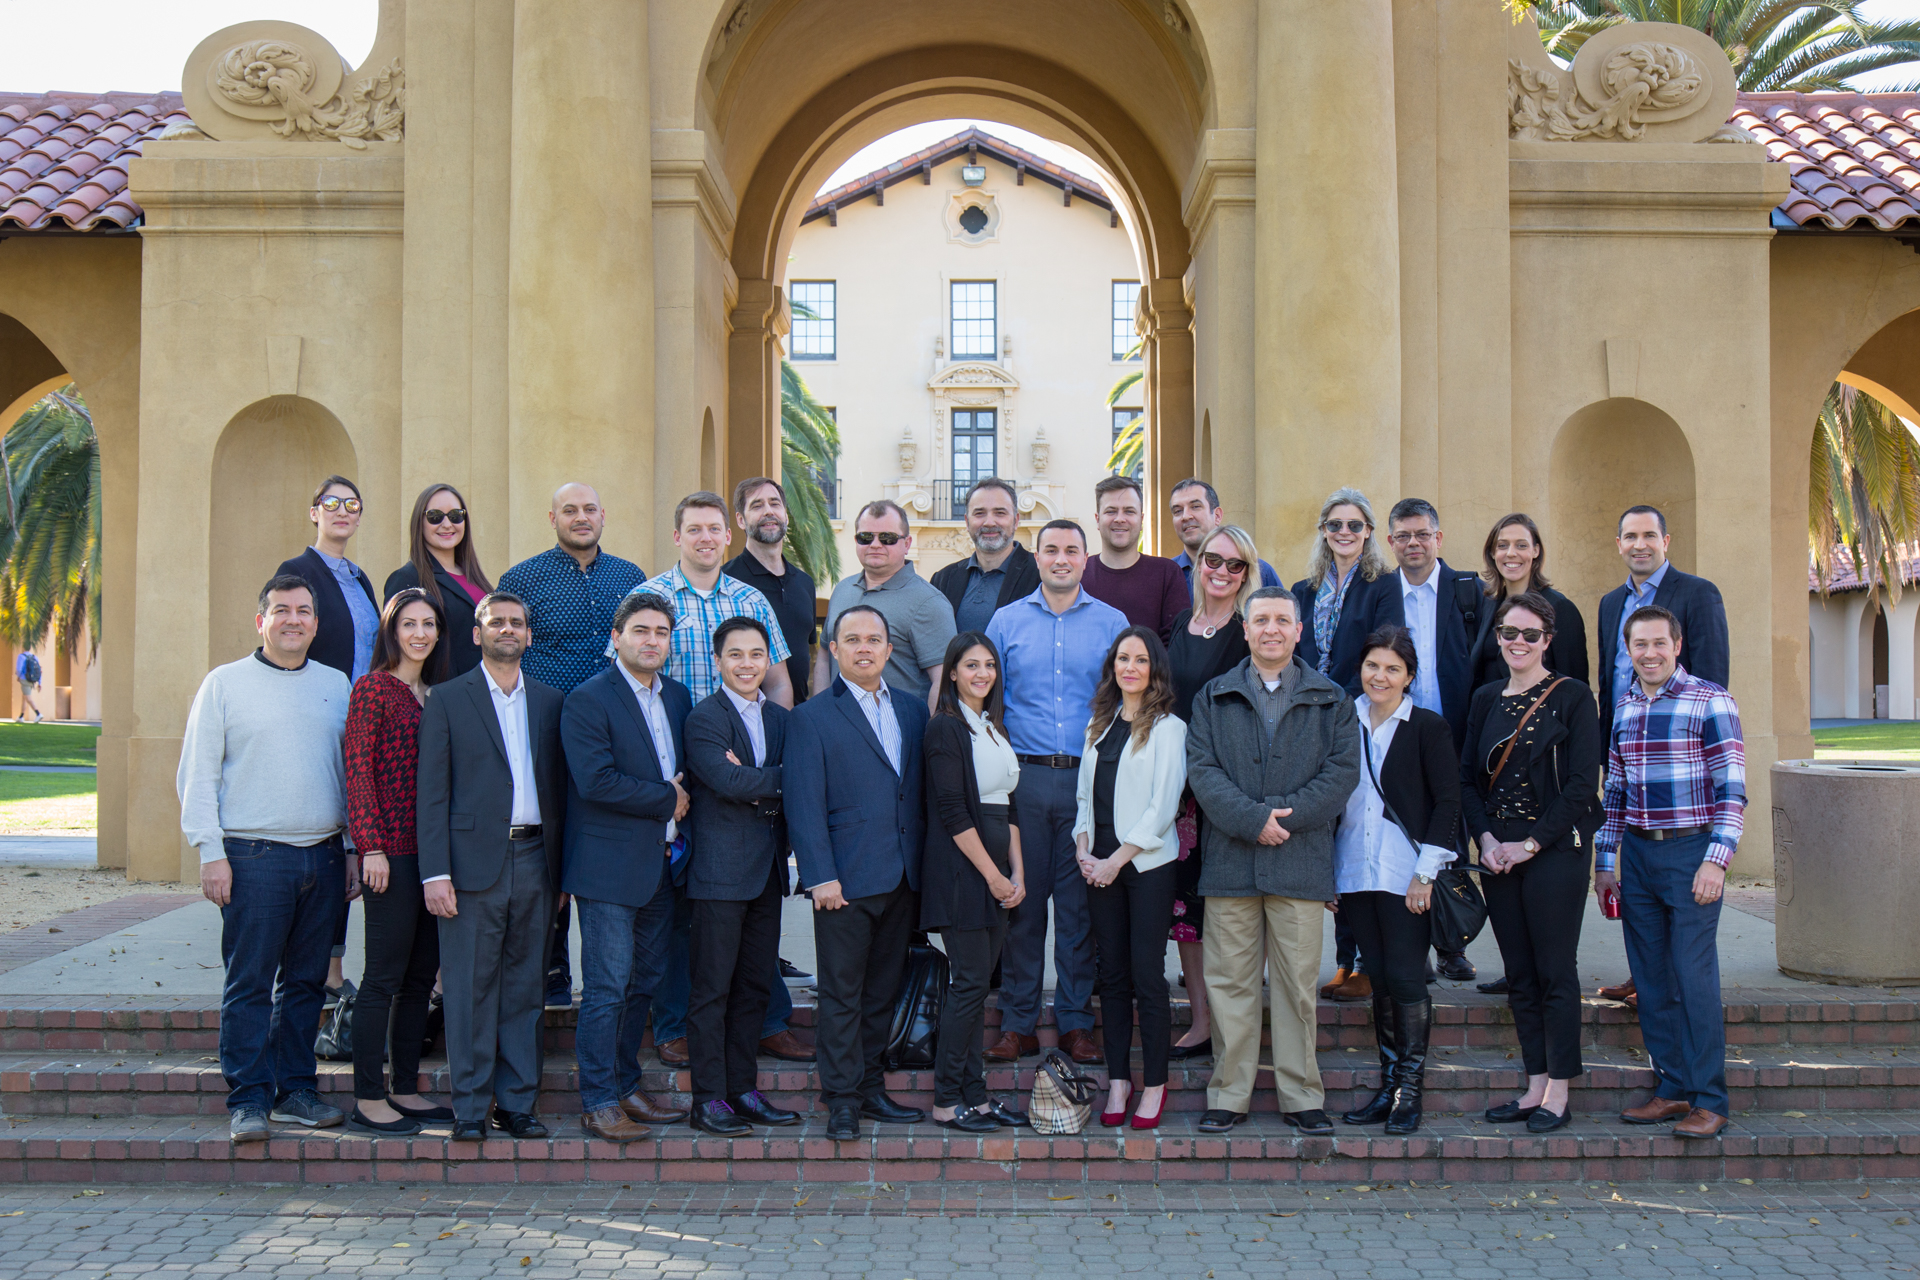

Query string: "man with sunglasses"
[[819, 500, 956, 710], [276, 475, 379, 683], [1168, 478, 1282, 593]]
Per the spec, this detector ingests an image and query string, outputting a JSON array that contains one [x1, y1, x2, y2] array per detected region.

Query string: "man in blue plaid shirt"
[[1595, 603, 1745, 1141]]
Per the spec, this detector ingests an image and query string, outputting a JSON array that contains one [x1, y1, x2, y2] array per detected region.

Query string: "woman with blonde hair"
[[1290, 488, 1404, 696]]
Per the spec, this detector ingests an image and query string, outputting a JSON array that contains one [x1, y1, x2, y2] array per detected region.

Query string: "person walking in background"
[[14, 648, 42, 722], [1083, 474, 1189, 643], [1186, 587, 1358, 1137], [820, 499, 957, 708], [1076, 627, 1188, 1131], [1168, 478, 1284, 591], [178, 574, 355, 1144], [921, 631, 1028, 1133], [1461, 592, 1601, 1135], [384, 483, 493, 678], [930, 478, 1039, 637], [343, 588, 455, 1136], [279, 475, 379, 684], [984, 520, 1128, 1065], [1469, 513, 1589, 690], [1334, 627, 1459, 1136], [417, 591, 568, 1143], [1597, 604, 1746, 1141], [1164, 523, 1259, 1062]]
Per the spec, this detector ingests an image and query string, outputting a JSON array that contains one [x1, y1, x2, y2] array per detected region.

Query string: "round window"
[[958, 204, 989, 235]]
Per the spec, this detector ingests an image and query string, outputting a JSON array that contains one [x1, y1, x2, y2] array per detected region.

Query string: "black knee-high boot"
[[1385, 997, 1433, 1135], [1341, 990, 1399, 1126]]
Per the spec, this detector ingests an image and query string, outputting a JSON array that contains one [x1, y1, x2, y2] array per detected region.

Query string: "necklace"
[[1192, 605, 1232, 639]]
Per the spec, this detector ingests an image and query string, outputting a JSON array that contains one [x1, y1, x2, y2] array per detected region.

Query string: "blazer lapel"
[[610, 673, 667, 782], [833, 683, 896, 773], [464, 671, 508, 765]]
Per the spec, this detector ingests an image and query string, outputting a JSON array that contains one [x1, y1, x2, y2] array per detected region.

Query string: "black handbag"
[[1361, 727, 1488, 952], [313, 980, 355, 1062], [884, 933, 949, 1069]]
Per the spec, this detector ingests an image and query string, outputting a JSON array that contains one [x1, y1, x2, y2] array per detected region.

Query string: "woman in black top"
[[1460, 592, 1602, 1134], [382, 483, 494, 677], [922, 631, 1027, 1132], [1468, 513, 1588, 687]]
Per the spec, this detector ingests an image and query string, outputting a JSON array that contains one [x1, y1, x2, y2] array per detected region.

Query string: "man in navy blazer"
[[785, 603, 929, 1140], [1596, 506, 1731, 739], [558, 591, 695, 1142]]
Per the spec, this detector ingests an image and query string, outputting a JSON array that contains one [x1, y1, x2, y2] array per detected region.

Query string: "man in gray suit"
[[418, 591, 568, 1142]]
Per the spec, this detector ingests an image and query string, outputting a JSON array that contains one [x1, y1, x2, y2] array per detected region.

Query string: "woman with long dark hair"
[[1075, 626, 1188, 1129], [343, 587, 455, 1134], [921, 630, 1028, 1132], [383, 483, 494, 676], [1469, 513, 1588, 687]]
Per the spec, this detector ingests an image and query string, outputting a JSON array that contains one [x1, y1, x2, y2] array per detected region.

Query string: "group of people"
[[178, 465, 1745, 1148]]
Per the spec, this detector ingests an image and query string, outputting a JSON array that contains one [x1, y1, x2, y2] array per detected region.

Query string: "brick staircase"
[[4, 987, 1917, 1186]]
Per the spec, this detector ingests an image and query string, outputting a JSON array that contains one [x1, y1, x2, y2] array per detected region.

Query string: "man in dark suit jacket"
[[418, 591, 566, 1142], [786, 604, 930, 1140], [928, 478, 1040, 635], [683, 616, 800, 1135], [557, 590, 695, 1142], [1597, 506, 1731, 739], [275, 476, 379, 682]]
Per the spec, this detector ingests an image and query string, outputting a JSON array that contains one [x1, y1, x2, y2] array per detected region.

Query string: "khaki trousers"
[[1202, 894, 1325, 1113]]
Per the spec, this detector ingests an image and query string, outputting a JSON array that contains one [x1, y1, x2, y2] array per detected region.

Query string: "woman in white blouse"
[[1333, 626, 1461, 1136], [922, 631, 1029, 1132], [1074, 627, 1189, 1130]]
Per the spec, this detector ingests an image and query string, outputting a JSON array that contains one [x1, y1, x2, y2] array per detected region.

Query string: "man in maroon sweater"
[[1080, 475, 1190, 644]]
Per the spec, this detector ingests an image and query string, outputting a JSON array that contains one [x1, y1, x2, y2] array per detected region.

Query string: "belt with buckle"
[[1017, 753, 1081, 770], [509, 824, 543, 840], [1626, 823, 1709, 842]]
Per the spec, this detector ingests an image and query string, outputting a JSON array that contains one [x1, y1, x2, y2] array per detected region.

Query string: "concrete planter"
[[1772, 760, 1920, 985]]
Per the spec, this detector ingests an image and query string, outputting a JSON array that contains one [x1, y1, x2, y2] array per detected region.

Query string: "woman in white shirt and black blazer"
[[1334, 625, 1460, 1137], [1074, 626, 1189, 1130]]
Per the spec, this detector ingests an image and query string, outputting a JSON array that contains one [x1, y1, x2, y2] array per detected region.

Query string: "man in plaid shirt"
[[1594, 603, 1745, 1140]]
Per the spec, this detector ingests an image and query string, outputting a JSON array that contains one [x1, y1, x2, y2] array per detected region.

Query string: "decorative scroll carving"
[[182, 20, 404, 146], [929, 362, 1018, 389], [1506, 17, 1736, 145], [1030, 429, 1051, 475]]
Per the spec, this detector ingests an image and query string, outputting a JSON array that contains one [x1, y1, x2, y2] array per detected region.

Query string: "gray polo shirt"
[[823, 562, 958, 700]]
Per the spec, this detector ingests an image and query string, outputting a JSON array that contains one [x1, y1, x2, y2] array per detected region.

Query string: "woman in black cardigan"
[[382, 483, 494, 678], [1469, 513, 1589, 687], [921, 631, 1028, 1132], [1461, 591, 1602, 1134]]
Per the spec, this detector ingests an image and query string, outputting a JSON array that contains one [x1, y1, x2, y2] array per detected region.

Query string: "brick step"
[[4, 1109, 1916, 1186], [9, 1043, 1916, 1119]]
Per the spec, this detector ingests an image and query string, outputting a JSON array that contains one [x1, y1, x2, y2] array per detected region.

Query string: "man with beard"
[[1169, 478, 1283, 593], [930, 478, 1039, 637], [1081, 474, 1189, 643], [724, 477, 817, 703]]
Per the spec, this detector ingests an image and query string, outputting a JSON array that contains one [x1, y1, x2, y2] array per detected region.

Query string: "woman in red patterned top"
[[345, 587, 452, 1134]]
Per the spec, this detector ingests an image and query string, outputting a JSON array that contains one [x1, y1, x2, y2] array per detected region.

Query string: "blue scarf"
[[1312, 564, 1357, 676]]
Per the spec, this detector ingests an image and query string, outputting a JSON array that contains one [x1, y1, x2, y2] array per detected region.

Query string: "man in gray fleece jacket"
[[1186, 586, 1359, 1135]]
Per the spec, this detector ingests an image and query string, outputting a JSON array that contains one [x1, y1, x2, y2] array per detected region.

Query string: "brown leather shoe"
[[1619, 1096, 1691, 1125], [1058, 1028, 1103, 1065], [1597, 977, 1637, 1002], [759, 1029, 816, 1062], [656, 1037, 689, 1065], [1330, 971, 1373, 1003], [1672, 1107, 1729, 1139], [984, 1030, 1040, 1062], [582, 1106, 650, 1141], [621, 1089, 689, 1124], [1318, 967, 1351, 1000]]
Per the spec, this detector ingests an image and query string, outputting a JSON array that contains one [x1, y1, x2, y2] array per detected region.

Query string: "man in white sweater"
[[177, 573, 359, 1143]]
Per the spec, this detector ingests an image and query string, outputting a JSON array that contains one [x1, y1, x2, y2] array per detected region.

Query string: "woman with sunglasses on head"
[[383, 483, 494, 676], [1162, 524, 1258, 1061], [1075, 626, 1187, 1129], [1469, 513, 1588, 688], [343, 587, 455, 1134], [277, 475, 380, 683], [1460, 591, 1601, 1134]]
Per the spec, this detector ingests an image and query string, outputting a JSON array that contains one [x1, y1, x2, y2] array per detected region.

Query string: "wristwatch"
[[1415, 874, 1433, 886], [1522, 837, 1540, 854]]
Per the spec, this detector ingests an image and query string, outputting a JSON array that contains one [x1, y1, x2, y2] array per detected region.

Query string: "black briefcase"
[[884, 934, 949, 1070]]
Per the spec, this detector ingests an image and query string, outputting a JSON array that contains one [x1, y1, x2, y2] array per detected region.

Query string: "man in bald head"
[[498, 482, 651, 1008]]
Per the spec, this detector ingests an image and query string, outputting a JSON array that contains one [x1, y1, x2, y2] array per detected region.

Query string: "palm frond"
[[0, 385, 99, 656], [1809, 382, 1920, 607], [777, 360, 842, 586]]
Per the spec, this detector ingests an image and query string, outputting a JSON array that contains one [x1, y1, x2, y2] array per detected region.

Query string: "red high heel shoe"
[[1130, 1090, 1165, 1130], [1101, 1084, 1132, 1127]]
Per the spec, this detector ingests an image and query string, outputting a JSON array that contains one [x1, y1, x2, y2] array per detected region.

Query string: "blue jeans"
[[1001, 765, 1096, 1036], [650, 883, 793, 1044], [575, 881, 676, 1112], [1621, 828, 1729, 1116], [218, 836, 345, 1113]]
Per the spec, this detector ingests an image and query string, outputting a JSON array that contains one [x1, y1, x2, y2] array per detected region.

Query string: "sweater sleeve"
[[924, 718, 979, 840], [344, 678, 393, 856], [176, 671, 231, 863]]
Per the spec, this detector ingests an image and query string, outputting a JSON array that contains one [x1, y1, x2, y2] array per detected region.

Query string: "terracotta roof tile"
[[1812, 544, 1920, 593], [804, 125, 1112, 223], [1738, 92, 1920, 231], [0, 91, 185, 231]]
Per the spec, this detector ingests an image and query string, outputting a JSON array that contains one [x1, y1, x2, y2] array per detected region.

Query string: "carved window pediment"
[[928, 362, 1019, 392]]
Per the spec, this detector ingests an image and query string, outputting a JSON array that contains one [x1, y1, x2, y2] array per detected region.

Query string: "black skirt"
[[920, 803, 1012, 933]]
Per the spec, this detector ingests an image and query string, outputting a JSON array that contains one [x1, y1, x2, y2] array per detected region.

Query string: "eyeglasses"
[[1200, 551, 1249, 575], [1494, 625, 1549, 644], [854, 531, 905, 546], [315, 496, 362, 515], [1321, 519, 1368, 535], [423, 508, 467, 526], [1387, 530, 1435, 546]]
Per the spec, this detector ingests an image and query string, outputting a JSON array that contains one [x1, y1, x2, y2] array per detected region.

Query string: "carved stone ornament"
[[1030, 429, 1051, 475], [898, 429, 918, 476], [928, 362, 1019, 390], [181, 20, 405, 146], [1507, 17, 1736, 144]]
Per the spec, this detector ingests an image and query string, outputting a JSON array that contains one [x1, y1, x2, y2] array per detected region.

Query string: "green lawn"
[[0, 721, 99, 768], [1813, 721, 1920, 760], [0, 769, 96, 832]]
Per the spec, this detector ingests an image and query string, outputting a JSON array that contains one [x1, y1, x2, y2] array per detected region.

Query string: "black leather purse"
[[884, 933, 949, 1069], [1361, 728, 1488, 951]]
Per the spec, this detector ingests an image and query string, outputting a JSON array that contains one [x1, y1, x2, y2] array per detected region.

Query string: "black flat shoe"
[[1281, 1109, 1334, 1135], [1168, 1038, 1213, 1061], [390, 1100, 456, 1122], [1197, 1109, 1249, 1134], [348, 1107, 423, 1136], [1526, 1106, 1571, 1133], [824, 1103, 860, 1141], [1477, 977, 1510, 995], [983, 1098, 1029, 1128], [935, 1105, 1001, 1133], [1485, 1100, 1540, 1123], [490, 1109, 549, 1139], [1436, 953, 1477, 982], [861, 1093, 925, 1124]]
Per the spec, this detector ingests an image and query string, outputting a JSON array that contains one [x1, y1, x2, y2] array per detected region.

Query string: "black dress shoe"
[[935, 1105, 1001, 1133], [824, 1103, 860, 1141], [983, 1098, 1028, 1128], [1167, 1037, 1213, 1061], [1526, 1106, 1572, 1133], [861, 1093, 926, 1124], [1197, 1109, 1248, 1134], [1282, 1109, 1334, 1135], [1485, 1100, 1540, 1123], [729, 1089, 800, 1126], [489, 1109, 549, 1139], [451, 1120, 486, 1142], [1436, 952, 1477, 982], [691, 1100, 752, 1136], [1476, 976, 1510, 995], [778, 957, 811, 980]]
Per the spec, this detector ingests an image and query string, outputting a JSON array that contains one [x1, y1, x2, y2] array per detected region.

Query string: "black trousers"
[[1338, 890, 1430, 1005], [934, 922, 1007, 1108], [687, 863, 784, 1105], [811, 878, 915, 1107], [352, 855, 441, 1101], [1482, 818, 1589, 1079], [1085, 859, 1177, 1087]]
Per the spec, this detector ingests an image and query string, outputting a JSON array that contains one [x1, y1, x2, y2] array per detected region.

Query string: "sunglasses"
[[854, 531, 905, 546], [423, 508, 467, 526], [315, 496, 362, 515], [1495, 625, 1549, 644], [1321, 519, 1369, 535], [1200, 551, 1249, 575]]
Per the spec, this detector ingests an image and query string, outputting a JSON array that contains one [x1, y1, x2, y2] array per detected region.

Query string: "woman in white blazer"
[[1074, 626, 1189, 1130]]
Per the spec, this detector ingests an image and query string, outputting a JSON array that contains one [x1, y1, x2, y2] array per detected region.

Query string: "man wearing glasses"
[[817, 500, 957, 710]]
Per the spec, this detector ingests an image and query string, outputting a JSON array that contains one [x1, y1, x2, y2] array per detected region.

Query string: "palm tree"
[[1105, 335, 1145, 480], [778, 357, 843, 586], [1810, 382, 1920, 605], [1515, 1, 1920, 92], [0, 384, 100, 656]]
